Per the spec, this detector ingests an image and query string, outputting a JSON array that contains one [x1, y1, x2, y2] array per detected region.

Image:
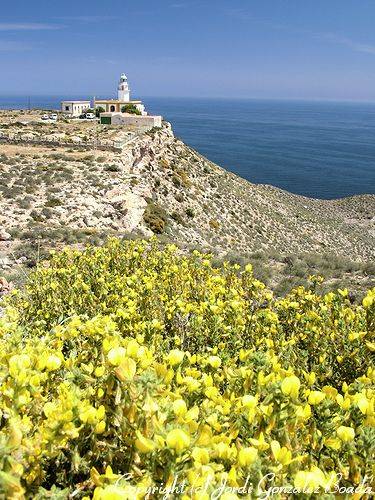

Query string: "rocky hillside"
[[0, 111, 374, 295]]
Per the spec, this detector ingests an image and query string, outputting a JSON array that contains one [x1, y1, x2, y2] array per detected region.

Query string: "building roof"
[[101, 112, 148, 116], [100, 112, 161, 118], [61, 100, 91, 104], [94, 99, 142, 104]]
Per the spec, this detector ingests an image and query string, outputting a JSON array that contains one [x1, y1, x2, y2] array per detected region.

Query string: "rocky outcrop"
[[0, 229, 11, 241]]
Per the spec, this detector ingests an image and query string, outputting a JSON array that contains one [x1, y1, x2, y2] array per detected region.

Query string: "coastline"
[[1, 97, 375, 199]]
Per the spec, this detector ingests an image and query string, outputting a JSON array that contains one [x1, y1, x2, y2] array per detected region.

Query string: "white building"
[[94, 73, 146, 115], [61, 100, 91, 116]]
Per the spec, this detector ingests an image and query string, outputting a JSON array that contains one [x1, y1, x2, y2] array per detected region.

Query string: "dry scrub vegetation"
[[0, 239, 374, 498], [0, 111, 374, 297]]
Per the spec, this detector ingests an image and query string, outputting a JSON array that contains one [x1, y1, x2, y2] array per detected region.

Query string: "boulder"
[[83, 216, 98, 227], [0, 257, 11, 268], [0, 277, 12, 296], [0, 230, 11, 241], [21, 133, 35, 141]]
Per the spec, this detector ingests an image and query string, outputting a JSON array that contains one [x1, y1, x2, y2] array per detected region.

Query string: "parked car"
[[41, 114, 49, 120], [85, 113, 96, 120], [49, 114, 58, 120], [79, 114, 86, 119]]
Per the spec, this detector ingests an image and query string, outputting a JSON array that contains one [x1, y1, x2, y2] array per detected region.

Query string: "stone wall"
[[0, 136, 122, 152], [101, 113, 162, 131]]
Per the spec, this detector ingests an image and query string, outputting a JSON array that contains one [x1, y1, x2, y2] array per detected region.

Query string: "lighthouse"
[[118, 73, 130, 102], [94, 73, 147, 115]]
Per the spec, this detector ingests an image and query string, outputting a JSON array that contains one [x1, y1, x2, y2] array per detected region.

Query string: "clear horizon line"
[[1, 93, 375, 105]]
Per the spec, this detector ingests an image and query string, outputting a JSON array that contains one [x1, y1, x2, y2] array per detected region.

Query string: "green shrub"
[[209, 219, 220, 230], [121, 103, 141, 115], [171, 211, 184, 224], [44, 198, 63, 208], [104, 164, 121, 173], [143, 203, 168, 234]]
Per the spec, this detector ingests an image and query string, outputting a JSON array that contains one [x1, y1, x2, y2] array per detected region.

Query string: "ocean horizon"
[[1, 95, 374, 200]]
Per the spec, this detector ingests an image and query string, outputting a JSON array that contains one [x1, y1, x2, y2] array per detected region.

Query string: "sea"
[[1, 95, 374, 200]]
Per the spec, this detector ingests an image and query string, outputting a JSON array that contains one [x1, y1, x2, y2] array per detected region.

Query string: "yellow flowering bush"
[[0, 239, 374, 498]]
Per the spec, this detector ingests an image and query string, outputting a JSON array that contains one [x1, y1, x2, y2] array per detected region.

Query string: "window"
[[65, 106, 70, 111], [110, 105, 116, 112]]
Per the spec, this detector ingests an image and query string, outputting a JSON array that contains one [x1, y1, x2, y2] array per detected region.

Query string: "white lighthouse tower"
[[94, 73, 148, 115], [118, 73, 130, 102]]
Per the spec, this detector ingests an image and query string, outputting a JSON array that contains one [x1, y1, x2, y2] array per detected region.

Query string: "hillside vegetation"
[[0, 111, 374, 296], [0, 239, 374, 498]]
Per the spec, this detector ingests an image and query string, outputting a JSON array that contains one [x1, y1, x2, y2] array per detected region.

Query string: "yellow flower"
[[166, 349, 185, 366], [107, 347, 126, 366], [322, 386, 338, 399], [8, 419, 23, 447], [362, 294, 373, 308], [94, 366, 105, 377], [183, 376, 200, 393], [185, 406, 199, 422], [281, 375, 300, 399], [115, 357, 137, 381], [238, 447, 258, 467], [336, 394, 351, 410], [306, 372, 316, 386], [308, 391, 326, 405], [93, 485, 137, 500], [45, 354, 62, 371], [336, 426, 355, 442], [9, 354, 31, 377], [135, 431, 156, 453], [295, 403, 311, 420], [294, 467, 326, 492], [207, 355, 221, 369], [249, 432, 269, 451], [202, 373, 214, 387], [126, 338, 140, 357], [205, 386, 219, 400], [357, 395, 370, 415], [173, 399, 187, 417], [166, 429, 190, 453], [324, 437, 341, 450], [214, 442, 234, 460], [271, 440, 292, 465], [80, 407, 97, 424], [142, 396, 159, 413], [241, 395, 257, 408], [94, 420, 106, 434], [192, 447, 210, 464], [96, 405, 106, 420]]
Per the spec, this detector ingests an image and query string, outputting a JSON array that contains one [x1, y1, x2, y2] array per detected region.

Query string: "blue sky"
[[1, 0, 375, 100]]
